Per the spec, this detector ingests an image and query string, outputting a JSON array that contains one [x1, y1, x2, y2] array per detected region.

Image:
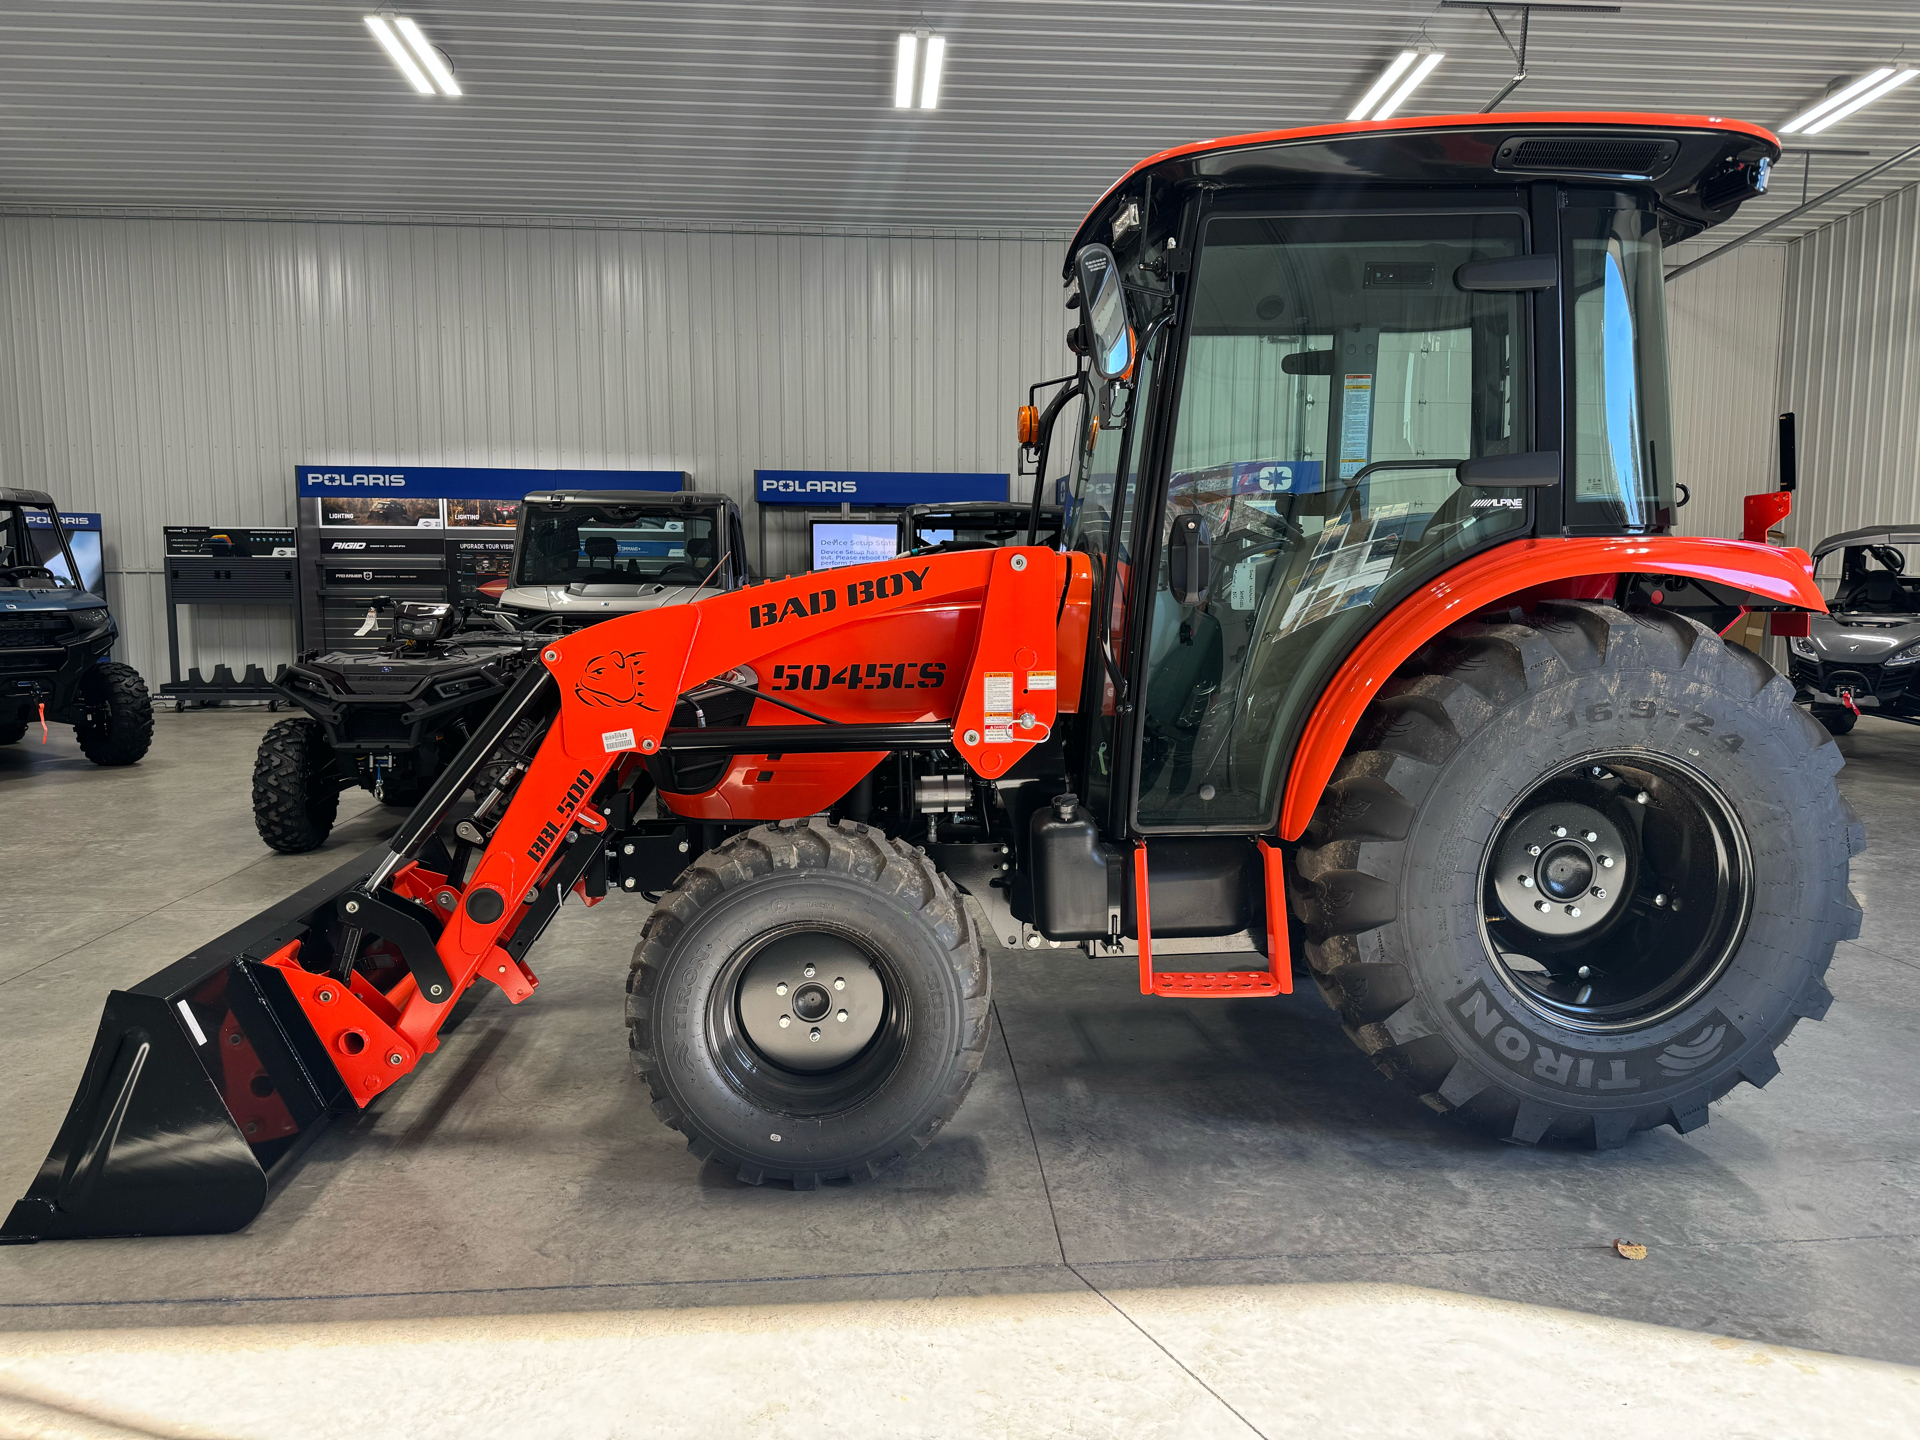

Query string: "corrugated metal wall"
[[1664, 236, 1789, 543], [0, 215, 1074, 687], [1777, 185, 1920, 554]]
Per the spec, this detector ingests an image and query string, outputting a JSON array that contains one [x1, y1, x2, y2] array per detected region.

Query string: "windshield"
[[515, 506, 720, 588], [0, 505, 79, 589], [906, 508, 1061, 553]]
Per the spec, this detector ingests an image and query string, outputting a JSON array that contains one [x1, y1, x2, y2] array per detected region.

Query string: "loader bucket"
[[1, 844, 386, 1242]]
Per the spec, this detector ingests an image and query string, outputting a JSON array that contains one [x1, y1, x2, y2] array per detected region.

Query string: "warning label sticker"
[[984, 721, 1014, 744], [1027, 670, 1057, 691], [601, 728, 637, 753], [983, 672, 1014, 713]]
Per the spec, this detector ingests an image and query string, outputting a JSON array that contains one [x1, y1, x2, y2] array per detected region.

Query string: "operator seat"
[[584, 535, 619, 571]]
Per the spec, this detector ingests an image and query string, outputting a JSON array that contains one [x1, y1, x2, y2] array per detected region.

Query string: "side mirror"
[[1075, 245, 1136, 382], [1167, 514, 1211, 607]]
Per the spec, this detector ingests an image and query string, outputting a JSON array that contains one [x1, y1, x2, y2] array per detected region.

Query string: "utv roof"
[[905, 501, 1062, 516], [1068, 110, 1780, 270], [0, 487, 56, 507], [1813, 524, 1921, 560], [522, 490, 729, 507]]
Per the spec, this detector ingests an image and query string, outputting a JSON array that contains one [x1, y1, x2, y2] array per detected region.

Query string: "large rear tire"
[[0, 717, 27, 745], [72, 662, 153, 765], [252, 718, 342, 853], [1292, 601, 1862, 1148], [627, 818, 990, 1186]]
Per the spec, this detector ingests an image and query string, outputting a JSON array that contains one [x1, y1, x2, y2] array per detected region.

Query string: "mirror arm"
[[1025, 370, 1090, 546]]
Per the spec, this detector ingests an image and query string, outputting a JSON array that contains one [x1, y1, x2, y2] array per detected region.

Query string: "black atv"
[[0, 488, 153, 765], [252, 598, 542, 852]]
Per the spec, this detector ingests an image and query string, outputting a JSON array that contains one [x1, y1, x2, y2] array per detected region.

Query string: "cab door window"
[[1135, 209, 1532, 829]]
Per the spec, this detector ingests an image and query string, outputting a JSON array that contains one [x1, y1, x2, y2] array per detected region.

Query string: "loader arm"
[[3, 547, 1074, 1241]]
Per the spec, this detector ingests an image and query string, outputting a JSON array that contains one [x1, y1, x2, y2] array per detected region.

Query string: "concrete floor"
[[0, 708, 1915, 1433]]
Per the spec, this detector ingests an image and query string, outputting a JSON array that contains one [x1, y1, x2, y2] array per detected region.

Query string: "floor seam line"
[[992, 1002, 1265, 1440]]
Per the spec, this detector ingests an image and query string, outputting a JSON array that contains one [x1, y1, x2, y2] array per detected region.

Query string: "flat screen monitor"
[[811, 521, 897, 570]]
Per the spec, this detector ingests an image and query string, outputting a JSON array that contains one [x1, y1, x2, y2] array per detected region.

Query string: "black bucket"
[[2, 845, 386, 1242]]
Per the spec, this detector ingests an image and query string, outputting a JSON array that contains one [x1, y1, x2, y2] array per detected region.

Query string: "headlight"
[[67, 608, 112, 639], [1886, 640, 1918, 669], [1787, 634, 1817, 660]]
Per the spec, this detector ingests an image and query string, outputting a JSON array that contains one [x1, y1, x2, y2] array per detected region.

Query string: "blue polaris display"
[[296, 466, 687, 501], [755, 471, 1008, 507]]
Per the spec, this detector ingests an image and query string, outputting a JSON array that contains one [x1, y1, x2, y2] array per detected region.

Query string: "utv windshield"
[[515, 506, 720, 588], [0, 505, 79, 589], [906, 507, 1062, 553]]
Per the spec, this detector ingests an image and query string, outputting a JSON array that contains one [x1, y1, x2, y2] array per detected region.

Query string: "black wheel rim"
[[705, 923, 907, 1115], [1478, 751, 1752, 1033]]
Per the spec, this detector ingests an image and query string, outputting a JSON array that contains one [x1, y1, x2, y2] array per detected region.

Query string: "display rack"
[[160, 526, 300, 710]]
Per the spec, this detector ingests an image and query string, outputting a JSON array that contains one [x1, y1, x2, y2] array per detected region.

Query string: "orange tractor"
[[6, 111, 1860, 1240]]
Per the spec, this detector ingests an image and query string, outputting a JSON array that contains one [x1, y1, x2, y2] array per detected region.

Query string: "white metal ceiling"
[[0, 1, 1915, 244]]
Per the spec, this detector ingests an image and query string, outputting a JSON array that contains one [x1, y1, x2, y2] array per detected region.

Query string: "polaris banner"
[[754, 470, 1007, 507], [296, 465, 687, 501]]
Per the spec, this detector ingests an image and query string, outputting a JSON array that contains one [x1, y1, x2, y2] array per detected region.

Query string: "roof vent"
[[1494, 135, 1679, 180]]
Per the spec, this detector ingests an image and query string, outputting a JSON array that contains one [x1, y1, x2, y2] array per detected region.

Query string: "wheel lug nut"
[[836, 1009, 848, 1022], [809, 1028, 821, 1042], [1577, 966, 1592, 979], [833, 977, 846, 990], [775, 982, 788, 996], [1590, 766, 1604, 776], [1591, 886, 1607, 899], [778, 1015, 792, 1028], [1600, 855, 1615, 868], [1635, 791, 1649, 804], [1527, 844, 1542, 857], [1520, 876, 1534, 888], [1535, 900, 1551, 913], [803, 965, 816, 978], [1582, 830, 1598, 843], [1552, 825, 1567, 838], [1567, 905, 1581, 917], [1654, 893, 1668, 907]]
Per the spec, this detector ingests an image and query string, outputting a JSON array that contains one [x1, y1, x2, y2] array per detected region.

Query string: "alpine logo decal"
[[573, 649, 655, 710], [1470, 497, 1524, 510], [1451, 983, 1743, 1094]]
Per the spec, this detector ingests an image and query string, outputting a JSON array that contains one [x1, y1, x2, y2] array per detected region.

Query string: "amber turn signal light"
[[1017, 404, 1039, 446]]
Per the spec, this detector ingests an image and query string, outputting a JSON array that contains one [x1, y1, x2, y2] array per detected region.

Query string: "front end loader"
[[5, 111, 1863, 1240]]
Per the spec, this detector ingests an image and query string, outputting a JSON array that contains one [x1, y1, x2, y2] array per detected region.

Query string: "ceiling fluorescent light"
[[395, 16, 461, 96], [895, 34, 918, 108], [1780, 68, 1893, 134], [1372, 51, 1444, 120], [1800, 67, 1918, 134], [365, 15, 434, 94], [1349, 51, 1417, 120], [920, 34, 945, 109]]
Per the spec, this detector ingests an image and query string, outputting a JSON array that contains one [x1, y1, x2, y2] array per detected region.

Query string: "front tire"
[[1293, 601, 1862, 1148], [0, 717, 27, 745], [628, 818, 990, 1187], [72, 662, 153, 765], [252, 718, 342, 853]]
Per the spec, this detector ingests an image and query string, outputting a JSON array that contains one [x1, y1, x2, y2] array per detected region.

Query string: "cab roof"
[[522, 490, 731, 508], [1067, 110, 1779, 270], [0, 487, 57, 508]]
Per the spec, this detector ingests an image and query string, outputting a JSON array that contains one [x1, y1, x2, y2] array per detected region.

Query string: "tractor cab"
[[1026, 114, 1776, 837]]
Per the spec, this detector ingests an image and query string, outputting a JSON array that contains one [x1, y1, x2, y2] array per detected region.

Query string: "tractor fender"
[[1278, 535, 1824, 841]]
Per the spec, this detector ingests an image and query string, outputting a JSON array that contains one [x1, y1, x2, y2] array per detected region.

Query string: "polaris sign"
[[295, 465, 688, 501], [754, 470, 1007, 507]]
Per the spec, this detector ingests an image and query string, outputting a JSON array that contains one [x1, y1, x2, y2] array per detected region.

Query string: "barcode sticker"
[[984, 672, 1014, 713], [601, 728, 637, 753], [1027, 670, 1057, 691]]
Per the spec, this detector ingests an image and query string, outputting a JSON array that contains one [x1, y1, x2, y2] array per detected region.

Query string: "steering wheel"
[[1869, 544, 1907, 575], [0, 563, 60, 584]]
